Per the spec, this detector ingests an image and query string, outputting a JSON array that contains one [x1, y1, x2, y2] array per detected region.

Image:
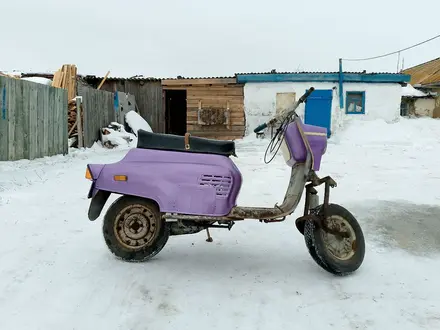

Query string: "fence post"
[[76, 96, 83, 148]]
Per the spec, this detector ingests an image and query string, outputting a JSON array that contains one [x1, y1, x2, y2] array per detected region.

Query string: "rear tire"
[[304, 203, 365, 276], [102, 196, 169, 262]]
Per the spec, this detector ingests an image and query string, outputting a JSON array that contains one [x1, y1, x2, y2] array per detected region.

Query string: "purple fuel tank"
[[92, 148, 243, 217]]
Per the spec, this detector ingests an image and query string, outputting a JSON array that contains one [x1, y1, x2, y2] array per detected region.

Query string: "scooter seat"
[[136, 130, 236, 157]]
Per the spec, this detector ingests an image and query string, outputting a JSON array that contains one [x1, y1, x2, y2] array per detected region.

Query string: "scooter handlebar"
[[252, 87, 315, 134], [253, 122, 268, 133], [299, 87, 315, 103]]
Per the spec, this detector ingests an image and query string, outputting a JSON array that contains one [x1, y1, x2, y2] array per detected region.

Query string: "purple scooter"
[[85, 87, 365, 276]]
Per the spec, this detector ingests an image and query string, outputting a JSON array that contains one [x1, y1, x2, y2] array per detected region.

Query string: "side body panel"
[[91, 148, 243, 216]]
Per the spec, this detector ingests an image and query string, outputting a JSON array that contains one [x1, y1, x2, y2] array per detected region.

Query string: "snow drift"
[[125, 111, 153, 135], [21, 77, 53, 86]]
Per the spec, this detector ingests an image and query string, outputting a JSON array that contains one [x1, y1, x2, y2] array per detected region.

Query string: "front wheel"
[[102, 196, 170, 262], [304, 203, 365, 276]]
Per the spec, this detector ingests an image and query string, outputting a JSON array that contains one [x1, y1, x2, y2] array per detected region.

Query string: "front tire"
[[304, 203, 365, 276], [102, 196, 169, 262]]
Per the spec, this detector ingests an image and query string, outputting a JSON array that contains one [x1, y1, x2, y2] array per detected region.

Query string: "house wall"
[[163, 80, 245, 140], [243, 82, 402, 135], [414, 98, 436, 117], [432, 88, 440, 118]]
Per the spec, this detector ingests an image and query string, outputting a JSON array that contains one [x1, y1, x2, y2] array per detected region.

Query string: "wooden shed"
[[83, 76, 165, 133], [162, 77, 245, 140]]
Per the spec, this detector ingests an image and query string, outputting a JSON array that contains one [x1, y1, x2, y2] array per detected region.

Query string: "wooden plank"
[[28, 83, 38, 159], [185, 85, 243, 90], [21, 80, 30, 159], [187, 99, 243, 105], [186, 90, 244, 97], [84, 88, 92, 147], [53, 85, 63, 156], [58, 88, 68, 155], [62, 90, 68, 155], [43, 84, 49, 156], [187, 112, 244, 120], [52, 86, 59, 156], [97, 71, 110, 90], [188, 130, 244, 138], [187, 97, 243, 104], [186, 124, 244, 132], [48, 85, 56, 156], [37, 85, 45, 158], [7, 77, 16, 161], [0, 77, 8, 161], [187, 118, 245, 126], [162, 78, 236, 86]]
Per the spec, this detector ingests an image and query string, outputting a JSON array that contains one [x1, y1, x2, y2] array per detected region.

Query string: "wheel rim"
[[114, 204, 160, 250], [320, 215, 356, 261]]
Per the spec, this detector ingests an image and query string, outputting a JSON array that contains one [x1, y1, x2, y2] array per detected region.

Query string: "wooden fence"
[[0, 76, 68, 161], [77, 85, 115, 148]]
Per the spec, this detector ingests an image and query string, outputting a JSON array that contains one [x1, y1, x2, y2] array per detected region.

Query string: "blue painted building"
[[235, 71, 410, 137]]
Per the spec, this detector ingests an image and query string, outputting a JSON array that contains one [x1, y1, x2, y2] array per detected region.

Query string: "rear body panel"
[[89, 148, 243, 217]]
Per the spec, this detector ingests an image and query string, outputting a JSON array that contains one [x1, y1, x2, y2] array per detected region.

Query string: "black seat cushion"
[[137, 130, 236, 157]]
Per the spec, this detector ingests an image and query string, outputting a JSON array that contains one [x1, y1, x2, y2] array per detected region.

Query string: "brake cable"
[[263, 113, 294, 164]]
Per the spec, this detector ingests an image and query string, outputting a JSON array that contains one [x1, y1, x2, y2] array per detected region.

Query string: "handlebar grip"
[[254, 123, 268, 133], [299, 87, 315, 103]]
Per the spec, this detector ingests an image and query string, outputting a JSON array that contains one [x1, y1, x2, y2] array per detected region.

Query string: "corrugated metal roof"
[[81, 71, 409, 82], [163, 75, 235, 80], [234, 71, 404, 75], [402, 57, 440, 86], [89, 75, 236, 81], [84, 75, 161, 81]]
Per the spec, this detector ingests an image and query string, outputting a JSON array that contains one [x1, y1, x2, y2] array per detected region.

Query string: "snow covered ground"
[[1, 117, 440, 329]]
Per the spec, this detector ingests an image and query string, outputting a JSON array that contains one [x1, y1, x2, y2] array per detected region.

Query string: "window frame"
[[345, 91, 366, 115]]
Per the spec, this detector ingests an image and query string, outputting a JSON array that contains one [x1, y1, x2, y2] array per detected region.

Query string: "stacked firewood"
[[52, 64, 79, 136]]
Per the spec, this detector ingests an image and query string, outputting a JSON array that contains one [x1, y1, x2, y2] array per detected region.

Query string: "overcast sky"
[[2, 0, 439, 78]]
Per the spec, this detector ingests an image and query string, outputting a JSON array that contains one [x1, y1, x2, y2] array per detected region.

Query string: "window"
[[346, 91, 365, 114]]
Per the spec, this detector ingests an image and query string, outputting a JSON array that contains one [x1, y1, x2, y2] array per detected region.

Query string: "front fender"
[[88, 190, 111, 221]]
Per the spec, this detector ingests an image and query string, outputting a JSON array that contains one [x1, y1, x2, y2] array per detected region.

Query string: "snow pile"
[[330, 116, 440, 146], [125, 110, 152, 135], [21, 77, 52, 86], [100, 122, 136, 148], [402, 84, 428, 98], [2, 112, 440, 329]]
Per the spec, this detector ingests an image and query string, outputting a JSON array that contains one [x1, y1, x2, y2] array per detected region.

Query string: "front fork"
[[295, 172, 349, 238]]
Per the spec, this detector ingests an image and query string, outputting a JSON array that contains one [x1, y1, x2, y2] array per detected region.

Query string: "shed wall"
[[92, 80, 164, 133], [164, 83, 245, 140]]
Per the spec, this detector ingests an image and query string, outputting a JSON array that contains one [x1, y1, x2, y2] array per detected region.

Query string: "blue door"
[[304, 89, 333, 138]]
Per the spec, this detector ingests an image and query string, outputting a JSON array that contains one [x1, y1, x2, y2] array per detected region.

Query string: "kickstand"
[[205, 228, 213, 242]]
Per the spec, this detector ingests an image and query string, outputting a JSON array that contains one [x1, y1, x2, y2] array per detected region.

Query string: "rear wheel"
[[304, 203, 365, 276], [102, 196, 169, 262]]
